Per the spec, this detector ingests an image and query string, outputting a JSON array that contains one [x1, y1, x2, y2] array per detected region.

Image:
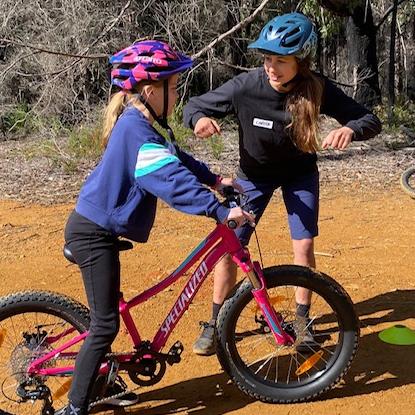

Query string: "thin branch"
[[192, 0, 272, 60], [295, 0, 305, 12], [18, 0, 134, 118], [330, 79, 355, 88], [397, 19, 408, 96], [375, 0, 407, 29], [314, 251, 335, 258], [39, 0, 133, 79], [83, 0, 133, 52], [213, 57, 255, 72], [178, 61, 205, 108], [0, 38, 108, 59], [1, 0, 135, 85], [0, 50, 41, 82]]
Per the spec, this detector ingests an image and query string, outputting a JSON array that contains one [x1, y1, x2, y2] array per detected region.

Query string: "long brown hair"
[[101, 80, 163, 148], [285, 56, 324, 153]]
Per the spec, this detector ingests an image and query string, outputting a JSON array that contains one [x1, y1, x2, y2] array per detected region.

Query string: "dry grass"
[[1, 119, 414, 204]]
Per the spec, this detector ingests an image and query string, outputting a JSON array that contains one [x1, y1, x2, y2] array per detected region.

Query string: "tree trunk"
[[346, 4, 381, 108], [318, 0, 381, 108], [388, 0, 398, 120], [316, 22, 324, 73], [408, 17, 415, 101]]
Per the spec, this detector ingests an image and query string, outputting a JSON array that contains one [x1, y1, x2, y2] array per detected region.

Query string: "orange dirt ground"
[[0, 185, 414, 415]]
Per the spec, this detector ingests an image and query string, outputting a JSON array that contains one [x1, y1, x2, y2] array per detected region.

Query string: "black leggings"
[[64, 210, 121, 410]]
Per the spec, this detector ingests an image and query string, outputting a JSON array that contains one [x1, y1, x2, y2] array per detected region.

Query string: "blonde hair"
[[285, 57, 324, 153], [101, 80, 163, 148]]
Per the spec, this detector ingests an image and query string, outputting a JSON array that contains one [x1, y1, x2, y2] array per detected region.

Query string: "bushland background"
[[0, 0, 414, 180], [1, 2, 415, 415]]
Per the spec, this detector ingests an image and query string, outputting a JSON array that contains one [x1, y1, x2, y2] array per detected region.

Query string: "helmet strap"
[[163, 79, 169, 124], [135, 81, 176, 143], [281, 72, 302, 89], [161, 80, 176, 143]]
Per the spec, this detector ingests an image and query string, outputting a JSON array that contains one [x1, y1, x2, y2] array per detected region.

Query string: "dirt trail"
[[0, 185, 414, 415]]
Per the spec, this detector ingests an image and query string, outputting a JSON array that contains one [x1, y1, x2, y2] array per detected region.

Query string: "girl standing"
[[184, 12, 381, 356]]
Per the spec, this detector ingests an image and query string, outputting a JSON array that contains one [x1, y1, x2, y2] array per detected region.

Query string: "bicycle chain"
[[50, 351, 140, 409], [88, 384, 140, 409], [89, 352, 140, 409]]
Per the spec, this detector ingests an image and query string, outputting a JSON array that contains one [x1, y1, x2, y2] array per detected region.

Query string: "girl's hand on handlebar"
[[214, 177, 244, 195], [194, 117, 221, 138], [225, 207, 255, 229]]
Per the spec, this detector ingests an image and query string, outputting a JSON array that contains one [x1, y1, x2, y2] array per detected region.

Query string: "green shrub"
[[207, 134, 224, 159], [375, 100, 415, 131], [68, 124, 102, 160], [1, 104, 36, 134]]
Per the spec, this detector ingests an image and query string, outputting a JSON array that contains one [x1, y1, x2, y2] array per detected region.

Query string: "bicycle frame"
[[28, 223, 294, 377]]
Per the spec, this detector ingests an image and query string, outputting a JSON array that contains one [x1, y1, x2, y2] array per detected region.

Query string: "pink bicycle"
[[0, 189, 359, 414]]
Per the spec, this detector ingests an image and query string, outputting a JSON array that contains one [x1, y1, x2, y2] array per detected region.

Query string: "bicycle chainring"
[[127, 357, 166, 386]]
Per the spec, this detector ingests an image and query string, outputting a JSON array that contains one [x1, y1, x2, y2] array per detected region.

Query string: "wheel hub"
[[9, 331, 53, 383]]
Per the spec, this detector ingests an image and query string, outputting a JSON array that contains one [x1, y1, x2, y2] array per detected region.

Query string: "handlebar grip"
[[227, 219, 238, 229]]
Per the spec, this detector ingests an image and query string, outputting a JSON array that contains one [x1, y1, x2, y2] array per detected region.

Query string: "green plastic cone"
[[378, 325, 415, 345]]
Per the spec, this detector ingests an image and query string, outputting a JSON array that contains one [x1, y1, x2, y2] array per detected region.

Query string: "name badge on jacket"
[[253, 118, 273, 129]]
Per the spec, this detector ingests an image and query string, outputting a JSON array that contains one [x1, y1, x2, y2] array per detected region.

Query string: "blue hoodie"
[[75, 107, 229, 242]]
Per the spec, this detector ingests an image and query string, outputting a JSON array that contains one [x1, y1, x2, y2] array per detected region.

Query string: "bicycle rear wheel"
[[216, 265, 359, 403], [0, 291, 89, 414], [400, 166, 415, 198]]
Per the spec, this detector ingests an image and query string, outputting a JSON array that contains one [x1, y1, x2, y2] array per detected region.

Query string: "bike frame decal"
[[158, 260, 208, 337]]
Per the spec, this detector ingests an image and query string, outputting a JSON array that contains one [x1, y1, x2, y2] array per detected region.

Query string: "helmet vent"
[[247, 13, 317, 59]]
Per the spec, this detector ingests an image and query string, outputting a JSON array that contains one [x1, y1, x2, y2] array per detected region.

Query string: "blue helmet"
[[248, 12, 317, 60]]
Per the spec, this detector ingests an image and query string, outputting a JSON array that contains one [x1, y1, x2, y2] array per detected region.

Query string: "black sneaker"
[[193, 319, 216, 356]]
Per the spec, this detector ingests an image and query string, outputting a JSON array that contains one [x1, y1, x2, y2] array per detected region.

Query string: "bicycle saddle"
[[63, 240, 134, 264]]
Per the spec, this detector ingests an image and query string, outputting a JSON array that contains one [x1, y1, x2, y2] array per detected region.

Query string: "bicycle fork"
[[246, 262, 295, 346]]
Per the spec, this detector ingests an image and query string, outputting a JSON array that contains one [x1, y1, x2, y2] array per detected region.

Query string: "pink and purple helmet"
[[110, 40, 193, 90]]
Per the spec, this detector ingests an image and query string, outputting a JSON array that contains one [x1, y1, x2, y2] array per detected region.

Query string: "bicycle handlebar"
[[227, 220, 238, 229], [221, 186, 244, 229], [222, 186, 241, 206]]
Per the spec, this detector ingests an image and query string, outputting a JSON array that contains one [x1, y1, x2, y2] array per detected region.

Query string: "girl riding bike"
[[61, 40, 253, 415]]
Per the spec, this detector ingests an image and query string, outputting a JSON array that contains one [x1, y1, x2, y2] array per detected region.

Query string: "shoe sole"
[[192, 346, 216, 356], [95, 398, 140, 408]]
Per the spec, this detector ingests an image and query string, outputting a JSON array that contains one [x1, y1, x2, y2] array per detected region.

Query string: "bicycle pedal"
[[167, 341, 184, 365], [107, 358, 120, 385]]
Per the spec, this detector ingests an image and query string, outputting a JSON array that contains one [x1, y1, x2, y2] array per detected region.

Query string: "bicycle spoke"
[[274, 352, 279, 383]]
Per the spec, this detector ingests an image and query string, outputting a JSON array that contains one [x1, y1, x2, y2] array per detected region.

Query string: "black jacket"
[[184, 68, 382, 183]]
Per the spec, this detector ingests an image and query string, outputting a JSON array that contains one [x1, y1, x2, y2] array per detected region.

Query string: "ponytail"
[[101, 91, 127, 148], [101, 80, 164, 148]]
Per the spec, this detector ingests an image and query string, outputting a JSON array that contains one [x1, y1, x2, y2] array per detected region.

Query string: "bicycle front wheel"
[[400, 166, 415, 198], [0, 291, 90, 414], [216, 265, 359, 403]]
